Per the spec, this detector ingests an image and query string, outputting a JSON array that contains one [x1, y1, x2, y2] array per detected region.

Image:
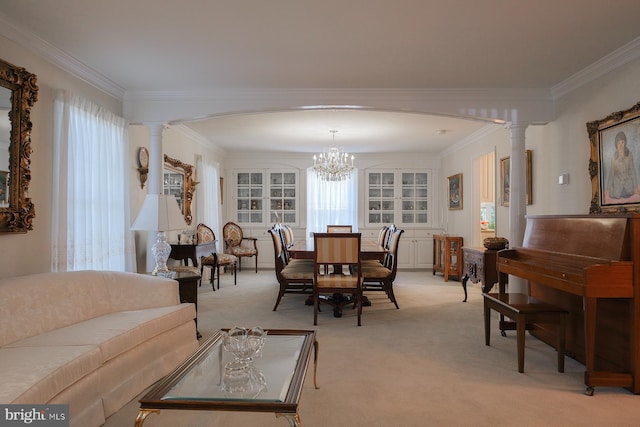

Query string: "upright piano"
[[496, 214, 640, 395]]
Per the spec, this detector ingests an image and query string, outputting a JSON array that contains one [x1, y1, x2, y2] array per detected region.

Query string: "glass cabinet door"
[[401, 172, 429, 224], [367, 171, 395, 225], [270, 172, 297, 224], [236, 172, 263, 224], [234, 169, 298, 225], [366, 170, 431, 227]]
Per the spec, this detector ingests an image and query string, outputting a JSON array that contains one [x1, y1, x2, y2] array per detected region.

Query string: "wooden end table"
[[148, 271, 202, 339]]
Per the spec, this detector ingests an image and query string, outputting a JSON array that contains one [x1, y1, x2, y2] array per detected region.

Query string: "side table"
[[461, 246, 499, 302], [148, 271, 202, 339], [432, 234, 463, 281]]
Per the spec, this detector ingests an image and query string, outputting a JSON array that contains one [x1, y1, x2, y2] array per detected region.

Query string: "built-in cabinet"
[[234, 170, 299, 226], [365, 170, 432, 228], [359, 227, 435, 269], [231, 168, 438, 270], [397, 229, 435, 269]]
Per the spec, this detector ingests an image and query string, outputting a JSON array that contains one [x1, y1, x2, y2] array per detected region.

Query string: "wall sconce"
[[137, 147, 149, 189]]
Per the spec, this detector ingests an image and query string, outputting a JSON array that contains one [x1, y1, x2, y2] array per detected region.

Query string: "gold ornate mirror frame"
[[0, 59, 38, 233], [164, 154, 196, 225]]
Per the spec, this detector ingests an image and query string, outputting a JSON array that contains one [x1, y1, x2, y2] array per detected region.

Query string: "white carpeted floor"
[[105, 270, 640, 426]]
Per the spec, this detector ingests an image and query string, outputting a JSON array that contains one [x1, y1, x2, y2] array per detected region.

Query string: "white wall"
[[2, 32, 639, 277], [0, 35, 121, 278], [440, 57, 640, 247]]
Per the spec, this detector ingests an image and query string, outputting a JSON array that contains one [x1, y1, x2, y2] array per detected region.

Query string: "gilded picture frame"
[[448, 173, 463, 210], [500, 150, 532, 207], [588, 101, 640, 214]]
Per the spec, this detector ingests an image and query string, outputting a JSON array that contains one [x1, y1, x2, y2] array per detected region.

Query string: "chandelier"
[[312, 130, 355, 181]]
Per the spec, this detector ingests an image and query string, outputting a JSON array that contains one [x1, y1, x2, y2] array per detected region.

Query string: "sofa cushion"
[[7, 304, 196, 363], [0, 272, 112, 346], [0, 271, 182, 347], [0, 345, 102, 404]]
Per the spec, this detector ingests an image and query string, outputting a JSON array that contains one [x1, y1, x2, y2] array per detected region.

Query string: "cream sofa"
[[0, 270, 199, 427]]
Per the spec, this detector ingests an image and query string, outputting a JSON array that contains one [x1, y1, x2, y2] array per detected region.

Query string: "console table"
[[169, 241, 216, 267], [432, 234, 463, 282], [461, 246, 499, 302]]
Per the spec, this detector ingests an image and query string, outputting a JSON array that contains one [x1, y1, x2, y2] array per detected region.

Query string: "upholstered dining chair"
[[325, 225, 354, 274], [313, 232, 363, 326], [361, 228, 404, 308], [196, 223, 237, 290], [268, 225, 313, 311], [222, 221, 258, 272]]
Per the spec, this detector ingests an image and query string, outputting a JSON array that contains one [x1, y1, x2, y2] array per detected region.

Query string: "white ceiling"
[[2, 0, 640, 153]]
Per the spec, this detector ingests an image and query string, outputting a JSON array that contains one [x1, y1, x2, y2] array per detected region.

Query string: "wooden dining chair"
[[325, 225, 354, 274], [361, 228, 404, 308], [313, 232, 363, 326], [268, 225, 313, 311]]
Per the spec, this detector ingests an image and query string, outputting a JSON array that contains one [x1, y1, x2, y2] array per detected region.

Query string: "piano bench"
[[483, 292, 568, 373]]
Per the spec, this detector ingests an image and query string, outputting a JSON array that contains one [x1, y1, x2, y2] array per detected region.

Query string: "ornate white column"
[[145, 122, 165, 195], [508, 123, 528, 293], [509, 123, 528, 247], [142, 122, 165, 271]]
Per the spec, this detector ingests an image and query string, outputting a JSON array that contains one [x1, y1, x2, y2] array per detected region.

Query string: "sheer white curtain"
[[196, 155, 221, 249], [306, 168, 358, 236], [52, 90, 135, 271]]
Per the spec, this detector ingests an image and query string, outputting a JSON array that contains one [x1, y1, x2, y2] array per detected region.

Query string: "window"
[[306, 168, 358, 235], [52, 91, 134, 271]]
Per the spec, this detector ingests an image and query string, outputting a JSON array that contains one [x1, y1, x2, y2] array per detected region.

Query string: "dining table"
[[288, 236, 386, 261], [288, 236, 386, 316]]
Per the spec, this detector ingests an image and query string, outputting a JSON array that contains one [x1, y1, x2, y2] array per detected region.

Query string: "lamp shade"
[[131, 194, 188, 231]]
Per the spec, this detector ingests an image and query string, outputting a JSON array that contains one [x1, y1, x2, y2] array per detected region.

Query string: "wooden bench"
[[483, 292, 568, 373]]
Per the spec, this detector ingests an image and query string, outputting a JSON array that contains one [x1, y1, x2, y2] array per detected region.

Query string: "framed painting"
[[448, 173, 462, 210], [588, 101, 640, 214], [500, 150, 532, 207]]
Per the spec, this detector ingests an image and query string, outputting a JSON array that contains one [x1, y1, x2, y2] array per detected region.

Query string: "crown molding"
[[3, 8, 637, 111], [166, 124, 226, 156], [439, 124, 504, 158], [551, 36, 640, 100], [0, 12, 125, 100]]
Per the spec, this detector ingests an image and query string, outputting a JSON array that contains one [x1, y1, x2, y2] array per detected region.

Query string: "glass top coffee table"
[[135, 329, 318, 427]]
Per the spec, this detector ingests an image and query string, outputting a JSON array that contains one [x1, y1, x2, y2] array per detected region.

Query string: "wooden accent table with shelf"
[[461, 246, 499, 302], [147, 271, 202, 339], [432, 234, 463, 282]]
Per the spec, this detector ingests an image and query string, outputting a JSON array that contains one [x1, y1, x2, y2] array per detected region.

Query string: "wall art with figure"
[[448, 173, 462, 210], [589, 102, 640, 213]]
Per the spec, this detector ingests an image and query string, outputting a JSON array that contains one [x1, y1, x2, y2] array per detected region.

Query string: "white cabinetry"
[[233, 170, 299, 226], [361, 227, 434, 269], [366, 170, 432, 228], [397, 228, 435, 269]]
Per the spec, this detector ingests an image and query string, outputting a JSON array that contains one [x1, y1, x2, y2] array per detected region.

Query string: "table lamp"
[[131, 194, 188, 276]]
